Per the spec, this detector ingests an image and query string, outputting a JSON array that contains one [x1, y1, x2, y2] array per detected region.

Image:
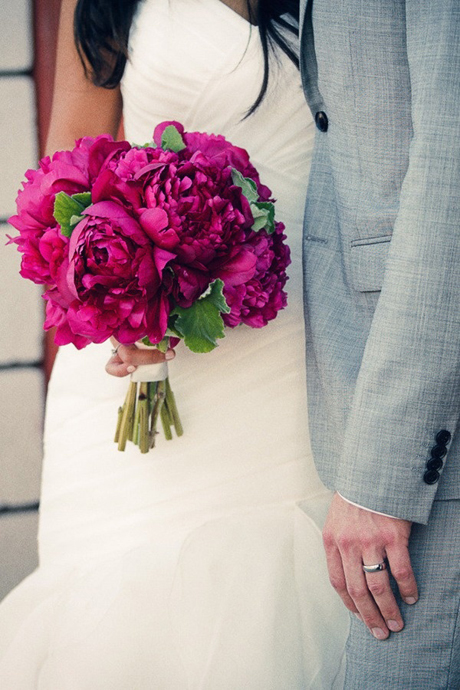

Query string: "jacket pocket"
[[349, 234, 392, 292]]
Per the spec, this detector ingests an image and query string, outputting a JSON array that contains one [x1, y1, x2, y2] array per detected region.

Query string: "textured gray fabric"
[[344, 499, 460, 689], [300, 0, 460, 524], [299, 1, 460, 685]]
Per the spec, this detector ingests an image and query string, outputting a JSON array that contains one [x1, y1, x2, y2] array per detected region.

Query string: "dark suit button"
[[426, 457, 443, 471], [423, 469, 440, 485], [315, 111, 329, 132], [436, 430, 451, 445], [431, 444, 447, 459]]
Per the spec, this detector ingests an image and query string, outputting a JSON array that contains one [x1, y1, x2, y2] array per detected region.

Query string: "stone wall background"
[[0, 0, 44, 601]]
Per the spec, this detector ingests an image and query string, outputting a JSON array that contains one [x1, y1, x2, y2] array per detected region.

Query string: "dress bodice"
[[121, 0, 315, 230]]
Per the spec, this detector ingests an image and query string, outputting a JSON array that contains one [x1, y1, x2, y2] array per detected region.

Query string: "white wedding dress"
[[0, 1, 348, 687]]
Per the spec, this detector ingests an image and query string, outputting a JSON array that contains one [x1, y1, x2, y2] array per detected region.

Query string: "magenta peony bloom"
[[93, 145, 180, 215], [8, 135, 130, 285], [10, 121, 290, 352], [220, 223, 290, 328], [152, 121, 270, 200], [183, 132, 271, 201], [139, 157, 253, 295], [44, 201, 173, 347]]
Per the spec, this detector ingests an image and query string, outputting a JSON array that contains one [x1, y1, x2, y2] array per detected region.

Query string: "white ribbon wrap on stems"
[[130, 341, 169, 383]]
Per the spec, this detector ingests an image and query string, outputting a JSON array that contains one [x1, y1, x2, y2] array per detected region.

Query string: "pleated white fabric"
[[0, 1, 348, 687]]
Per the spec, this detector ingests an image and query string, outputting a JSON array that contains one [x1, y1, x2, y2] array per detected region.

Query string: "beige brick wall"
[[0, 0, 44, 602]]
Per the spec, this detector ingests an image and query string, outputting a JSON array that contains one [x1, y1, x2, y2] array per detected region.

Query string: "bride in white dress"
[[0, 0, 348, 687]]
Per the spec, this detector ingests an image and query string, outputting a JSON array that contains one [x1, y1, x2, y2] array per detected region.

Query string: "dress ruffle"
[[0, 500, 347, 689]]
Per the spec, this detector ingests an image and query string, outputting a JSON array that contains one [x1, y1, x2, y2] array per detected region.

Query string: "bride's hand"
[[105, 339, 176, 378]]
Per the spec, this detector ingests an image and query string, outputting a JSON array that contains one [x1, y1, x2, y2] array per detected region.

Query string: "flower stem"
[[118, 381, 138, 451], [138, 382, 150, 454], [114, 406, 124, 444], [160, 402, 173, 440], [114, 356, 183, 453], [149, 380, 166, 448], [165, 377, 184, 437], [132, 394, 141, 446]]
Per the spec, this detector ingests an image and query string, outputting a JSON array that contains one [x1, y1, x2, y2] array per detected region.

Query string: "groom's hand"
[[323, 493, 418, 640]]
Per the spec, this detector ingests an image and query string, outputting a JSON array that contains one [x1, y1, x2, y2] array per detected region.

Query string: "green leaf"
[[161, 125, 186, 153], [71, 192, 92, 208], [165, 325, 182, 339], [69, 214, 84, 229], [155, 337, 170, 354], [171, 279, 230, 353], [53, 191, 91, 238], [199, 279, 231, 313], [231, 169, 258, 204], [141, 336, 156, 347], [140, 336, 172, 352], [250, 201, 275, 234]]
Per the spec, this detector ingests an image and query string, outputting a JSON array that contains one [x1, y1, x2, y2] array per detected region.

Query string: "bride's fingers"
[[105, 354, 134, 378], [117, 344, 175, 367], [105, 342, 176, 377]]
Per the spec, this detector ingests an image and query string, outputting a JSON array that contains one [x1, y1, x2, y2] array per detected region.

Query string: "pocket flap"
[[350, 234, 392, 292]]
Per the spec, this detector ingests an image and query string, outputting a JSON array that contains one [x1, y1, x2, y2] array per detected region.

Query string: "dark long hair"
[[74, 0, 299, 113]]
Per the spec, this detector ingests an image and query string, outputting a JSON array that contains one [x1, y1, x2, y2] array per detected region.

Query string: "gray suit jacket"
[[300, 0, 460, 524]]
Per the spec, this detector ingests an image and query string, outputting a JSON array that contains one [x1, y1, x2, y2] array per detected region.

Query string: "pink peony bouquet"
[[9, 122, 290, 453]]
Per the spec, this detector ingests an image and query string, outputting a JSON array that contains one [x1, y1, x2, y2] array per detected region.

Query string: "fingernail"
[[165, 350, 175, 360], [127, 365, 136, 373], [404, 597, 417, 605], [387, 619, 402, 632], [372, 627, 387, 640]]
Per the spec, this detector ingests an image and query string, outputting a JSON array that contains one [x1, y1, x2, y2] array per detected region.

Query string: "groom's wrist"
[[337, 492, 401, 520]]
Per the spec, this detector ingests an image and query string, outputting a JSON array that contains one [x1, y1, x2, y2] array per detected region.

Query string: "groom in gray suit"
[[300, 0, 460, 686]]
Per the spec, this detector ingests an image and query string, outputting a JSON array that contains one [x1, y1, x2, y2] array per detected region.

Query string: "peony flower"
[[183, 131, 271, 201], [134, 152, 256, 306], [222, 223, 290, 328], [44, 201, 174, 348], [8, 135, 130, 285]]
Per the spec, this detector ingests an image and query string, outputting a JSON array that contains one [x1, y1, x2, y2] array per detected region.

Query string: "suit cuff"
[[337, 492, 402, 520]]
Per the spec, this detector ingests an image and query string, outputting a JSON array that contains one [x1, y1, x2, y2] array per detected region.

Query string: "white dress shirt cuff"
[[337, 492, 401, 520]]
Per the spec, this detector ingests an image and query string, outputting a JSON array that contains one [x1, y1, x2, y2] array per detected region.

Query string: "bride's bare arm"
[[45, 0, 122, 156], [45, 0, 174, 376]]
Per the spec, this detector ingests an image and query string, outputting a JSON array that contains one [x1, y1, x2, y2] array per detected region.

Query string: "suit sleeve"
[[336, 0, 460, 524]]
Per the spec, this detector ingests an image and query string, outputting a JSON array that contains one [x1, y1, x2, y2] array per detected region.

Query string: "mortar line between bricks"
[[0, 361, 43, 371], [0, 502, 40, 516], [0, 69, 33, 79]]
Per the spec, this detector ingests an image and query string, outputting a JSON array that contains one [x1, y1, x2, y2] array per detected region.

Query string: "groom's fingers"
[[323, 544, 359, 615], [323, 493, 416, 639], [386, 544, 419, 606], [362, 561, 404, 636], [340, 551, 391, 639], [359, 545, 417, 637]]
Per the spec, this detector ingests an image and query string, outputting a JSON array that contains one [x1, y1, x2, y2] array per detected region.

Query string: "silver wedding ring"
[[111, 345, 120, 356], [362, 561, 387, 574]]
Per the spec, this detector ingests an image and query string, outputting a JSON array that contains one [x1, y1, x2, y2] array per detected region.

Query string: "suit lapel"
[[299, 0, 324, 115]]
